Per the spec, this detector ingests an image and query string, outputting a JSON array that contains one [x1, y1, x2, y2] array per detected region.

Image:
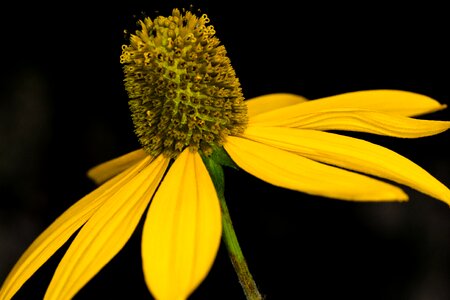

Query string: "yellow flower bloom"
[[1, 8, 450, 300]]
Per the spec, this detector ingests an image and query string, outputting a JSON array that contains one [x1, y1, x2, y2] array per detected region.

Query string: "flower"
[[1, 8, 450, 300]]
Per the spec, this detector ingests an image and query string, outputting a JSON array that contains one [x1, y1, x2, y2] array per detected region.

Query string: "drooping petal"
[[224, 136, 408, 201], [87, 149, 147, 185], [256, 109, 450, 137], [243, 126, 450, 206], [249, 90, 447, 125], [142, 149, 222, 300], [44, 155, 169, 300], [0, 157, 151, 300], [245, 93, 308, 118]]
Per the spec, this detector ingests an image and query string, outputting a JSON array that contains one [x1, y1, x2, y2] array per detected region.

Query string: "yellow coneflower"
[[1, 8, 449, 300]]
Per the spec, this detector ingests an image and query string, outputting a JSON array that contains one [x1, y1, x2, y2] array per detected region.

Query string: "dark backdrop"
[[1, 1, 449, 299]]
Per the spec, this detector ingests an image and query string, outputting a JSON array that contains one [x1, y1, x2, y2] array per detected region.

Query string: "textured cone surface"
[[121, 9, 248, 158]]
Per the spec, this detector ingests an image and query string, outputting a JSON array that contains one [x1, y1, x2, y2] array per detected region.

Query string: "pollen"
[[121, 8, 248, 158]]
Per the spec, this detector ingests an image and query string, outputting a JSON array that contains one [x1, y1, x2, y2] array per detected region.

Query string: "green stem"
[[201, 150, 263, 300], [218, 192, 263, 300]]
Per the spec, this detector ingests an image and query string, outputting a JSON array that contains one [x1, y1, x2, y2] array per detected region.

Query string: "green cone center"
[[121, 8, 248, 158]]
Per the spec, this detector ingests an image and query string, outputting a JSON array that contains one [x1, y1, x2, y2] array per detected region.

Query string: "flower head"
[[1, 8, 450, 300], [120, 8, 247, 158]]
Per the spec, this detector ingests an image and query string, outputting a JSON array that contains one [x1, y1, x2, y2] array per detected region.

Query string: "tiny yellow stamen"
[[121, 8, 248, 158]]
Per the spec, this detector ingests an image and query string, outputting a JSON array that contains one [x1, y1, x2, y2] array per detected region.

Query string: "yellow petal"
[[0, 157, 151, 300], [246, 93, 308, 118], [249, 90, 447, 125], [258, 108, 450, 137], [44, 155, 169, 300], [224, 136, 408, 201], [87, 149, 147, 185], [142, 149, 222, 300], [243, 126, 450, 206]]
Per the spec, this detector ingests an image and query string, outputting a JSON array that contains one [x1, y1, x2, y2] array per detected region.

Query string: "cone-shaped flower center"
[[121, 8, 248, 158]]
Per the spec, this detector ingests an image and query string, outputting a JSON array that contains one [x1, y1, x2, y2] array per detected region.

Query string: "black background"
[[1, 1, 449, 299]]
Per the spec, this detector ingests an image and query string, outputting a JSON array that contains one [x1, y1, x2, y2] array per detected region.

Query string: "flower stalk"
[[202, 149, 263, 300], [218, 189, 263, 300]]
